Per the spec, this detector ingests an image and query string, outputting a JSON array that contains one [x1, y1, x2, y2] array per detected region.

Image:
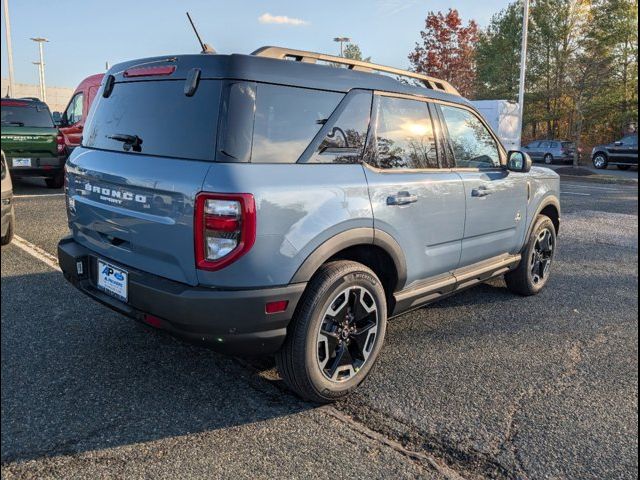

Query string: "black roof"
[[107, 52, 471, 108]]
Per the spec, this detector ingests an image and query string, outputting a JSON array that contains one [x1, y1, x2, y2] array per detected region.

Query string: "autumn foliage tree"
[[409, 9, 479, 97]]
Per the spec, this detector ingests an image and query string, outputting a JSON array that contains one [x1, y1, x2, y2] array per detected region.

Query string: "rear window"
[[1, 104, 54, 128], [561, 142, 575, 149], [83, 80, 221, 161]]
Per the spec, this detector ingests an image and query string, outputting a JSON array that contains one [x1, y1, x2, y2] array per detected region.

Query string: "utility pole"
[[30, 37, 49, 102], [333, 37, 351, 57], [516, 0, 530, 148], [3, 0, 15, 97]]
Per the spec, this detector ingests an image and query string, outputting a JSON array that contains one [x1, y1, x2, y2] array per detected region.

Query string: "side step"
[[392, 253, 521, 316]]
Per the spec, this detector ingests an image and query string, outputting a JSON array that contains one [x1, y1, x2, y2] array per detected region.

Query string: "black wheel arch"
[[290, 228, 407, 295], [528, 197, 561, 240]]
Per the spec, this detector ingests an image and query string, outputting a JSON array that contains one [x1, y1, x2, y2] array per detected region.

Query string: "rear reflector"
[[144, 314, 164, 328], [266, 300, 289, 314], [123, 65, 176, 78]]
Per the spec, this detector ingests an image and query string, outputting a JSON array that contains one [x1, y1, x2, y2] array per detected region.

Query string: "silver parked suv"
[[58, 47, 560, 402]]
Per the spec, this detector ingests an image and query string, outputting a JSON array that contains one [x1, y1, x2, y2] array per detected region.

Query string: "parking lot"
[[1, 177, 638, 479]]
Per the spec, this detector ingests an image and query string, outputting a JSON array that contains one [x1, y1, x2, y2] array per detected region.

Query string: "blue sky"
[[1, 0, 510, 89]]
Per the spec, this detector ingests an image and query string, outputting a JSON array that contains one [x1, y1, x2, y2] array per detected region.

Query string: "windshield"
[[1, 105, 54, 128]]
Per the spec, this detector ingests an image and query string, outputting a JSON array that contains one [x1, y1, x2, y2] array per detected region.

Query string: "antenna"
[[186, 12, 216, 54]]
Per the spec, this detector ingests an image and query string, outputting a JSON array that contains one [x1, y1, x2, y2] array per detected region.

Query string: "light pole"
[[2, 0, 15, 97], [516, 0, 530, 147], [333, 37, 351, 57], [30, 37, 49, 102]]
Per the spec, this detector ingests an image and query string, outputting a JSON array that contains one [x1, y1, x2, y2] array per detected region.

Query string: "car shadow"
[[1, 270, 311, 464]]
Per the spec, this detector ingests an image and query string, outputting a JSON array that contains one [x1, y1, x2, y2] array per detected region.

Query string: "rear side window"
[[372, 96, 438, 169], [251, 84, 343, 163], [440, 105, 500, 168], [83, 80, 221, 161], [561, 142, 575, 149], [1, 104, 54, 128]]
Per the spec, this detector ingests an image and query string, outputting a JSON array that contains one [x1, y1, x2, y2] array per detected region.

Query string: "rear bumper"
[[7, 156, 65, 177], [57, 236, 306, 355]]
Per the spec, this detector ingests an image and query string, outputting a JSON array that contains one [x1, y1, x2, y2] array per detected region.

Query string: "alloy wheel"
[[530, 228, 554, 286], [316, 286, 379, 382]]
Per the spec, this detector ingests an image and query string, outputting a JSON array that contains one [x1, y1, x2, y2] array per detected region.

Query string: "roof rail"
[[251, 46, 460, 96]]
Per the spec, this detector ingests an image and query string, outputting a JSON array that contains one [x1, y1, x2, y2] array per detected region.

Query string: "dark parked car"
[[592, 134, 638, 170], [522, 140, 577, 165]]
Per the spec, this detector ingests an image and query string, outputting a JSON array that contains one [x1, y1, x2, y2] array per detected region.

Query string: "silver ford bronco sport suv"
[[58, 47, 560, 402]]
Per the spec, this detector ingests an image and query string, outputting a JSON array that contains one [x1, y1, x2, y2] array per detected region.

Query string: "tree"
[[343, 43, 371, 62], [409, 9, 479, 97]]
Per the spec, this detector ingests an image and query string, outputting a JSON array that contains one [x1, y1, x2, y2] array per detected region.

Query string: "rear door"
[[363, 93, 465, 287], [436, 103, 529, 268], [524, 141, 541, 161], [66, 76, 223, 286]]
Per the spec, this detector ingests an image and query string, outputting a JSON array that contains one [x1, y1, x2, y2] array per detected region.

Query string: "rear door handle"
[[387, 191, 418, 206], [471, 187, 493, 197]]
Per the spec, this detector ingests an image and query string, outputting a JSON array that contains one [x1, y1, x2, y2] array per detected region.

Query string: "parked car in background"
[[58, 47, 560, 402], [57, 73, 104, 155], [1, 98, 66, 188], [522, 139, 578, 165], [592, 134, 638, 170], [1, 150, 15, 245]]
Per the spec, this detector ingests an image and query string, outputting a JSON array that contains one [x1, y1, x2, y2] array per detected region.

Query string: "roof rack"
[[251, 46, 460, 96]]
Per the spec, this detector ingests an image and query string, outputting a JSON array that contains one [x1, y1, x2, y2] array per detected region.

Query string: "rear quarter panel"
[[199, 163, 372, 288]]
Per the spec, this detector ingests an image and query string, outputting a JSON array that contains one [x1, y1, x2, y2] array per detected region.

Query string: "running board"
[[392, 253, 521, 316]]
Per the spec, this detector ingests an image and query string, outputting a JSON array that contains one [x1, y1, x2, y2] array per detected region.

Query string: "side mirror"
[[52, 111, 62, 127], [507, 150, 532, 173], [615, 141, 623, 146]]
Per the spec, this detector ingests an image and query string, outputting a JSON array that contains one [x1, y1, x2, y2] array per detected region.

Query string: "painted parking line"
[[12, 235, 61, 272], [561, 184, 623, 192], [14, 193, 65, 199], [561, 191, 591, 196]]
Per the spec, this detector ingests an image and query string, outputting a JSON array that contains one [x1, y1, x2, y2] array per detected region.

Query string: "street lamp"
[[333, 37, 351, 57], [30, 37, 49, 102], [516, 0, 530, 148], [3, 0, 15, 97]]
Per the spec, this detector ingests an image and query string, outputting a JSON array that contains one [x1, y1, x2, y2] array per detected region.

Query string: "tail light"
[[56, 132, 65, 154], [195, 193, 256, 271]]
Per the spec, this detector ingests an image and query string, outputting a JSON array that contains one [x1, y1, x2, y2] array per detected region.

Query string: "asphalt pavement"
[[1, 177, 638, 479]]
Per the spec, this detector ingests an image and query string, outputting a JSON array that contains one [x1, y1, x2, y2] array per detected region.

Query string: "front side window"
[[621, 135, 638, 145], [65, 93, 84, 125], [252, 84, 343, 163], [372, 96, 438, 169], [441, 105, 500, 168], [306, 90, 372, 164]]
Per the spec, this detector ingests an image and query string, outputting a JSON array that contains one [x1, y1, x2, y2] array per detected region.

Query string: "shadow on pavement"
[[1, 270, 310, 464]]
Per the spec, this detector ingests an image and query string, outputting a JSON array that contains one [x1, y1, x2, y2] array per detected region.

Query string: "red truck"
[[57, 73, 104, 154]]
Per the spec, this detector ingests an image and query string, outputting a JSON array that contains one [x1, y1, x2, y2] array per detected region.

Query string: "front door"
[[437, 104, 529, 268], [60, 92, 84, 151], [363, 94, 466, 287]]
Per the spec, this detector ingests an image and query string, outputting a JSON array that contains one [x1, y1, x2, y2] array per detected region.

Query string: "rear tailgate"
[[67, 149, 210, 285], [67, 68, 223, 286], [1, 126, 58, 158]]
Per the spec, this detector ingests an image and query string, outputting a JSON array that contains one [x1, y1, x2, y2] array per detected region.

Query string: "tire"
[[1, 209, 15, 246], [617, 165, 631, 170], [592, 153, 608, 169], [544, 154, 554, 165], [276, 260, 387, 403], [505, 215, 556, 296], [45, 173, 64, 189]]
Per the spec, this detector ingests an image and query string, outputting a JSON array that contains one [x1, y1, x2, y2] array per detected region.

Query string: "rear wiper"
[[107, 133, 143, 152]]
